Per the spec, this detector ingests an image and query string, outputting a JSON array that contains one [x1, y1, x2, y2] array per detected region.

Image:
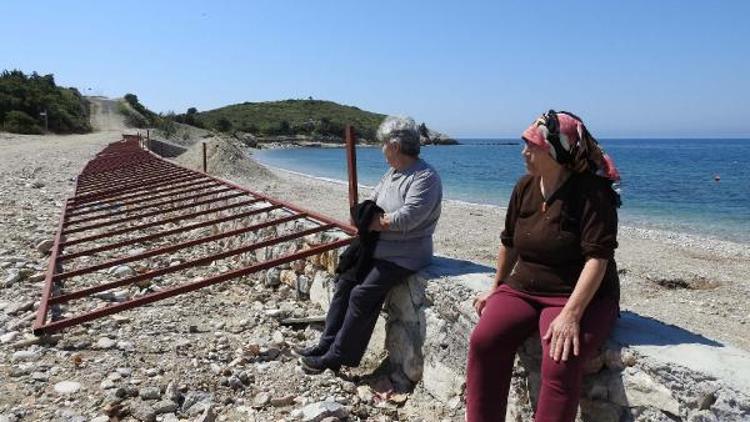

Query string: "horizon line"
[[453, 136, 750, 140]]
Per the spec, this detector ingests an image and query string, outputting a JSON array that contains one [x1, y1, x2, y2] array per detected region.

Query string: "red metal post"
[[202, 142, 207, 173], [345, 125, 358, 223]]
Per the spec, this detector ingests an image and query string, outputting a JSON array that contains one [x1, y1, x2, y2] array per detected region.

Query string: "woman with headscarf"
[[466, 110, 621, 421]]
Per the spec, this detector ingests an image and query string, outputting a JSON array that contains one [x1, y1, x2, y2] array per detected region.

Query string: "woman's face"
[[382, 140, 400, 168], [522, 141, 556, 175]]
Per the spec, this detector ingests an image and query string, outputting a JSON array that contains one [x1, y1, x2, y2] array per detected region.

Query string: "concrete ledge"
[[148, 138, 188, 158], [309, 255, 750, 421]]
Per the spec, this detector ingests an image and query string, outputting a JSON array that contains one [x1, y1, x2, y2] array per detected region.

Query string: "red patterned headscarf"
[[522, 110, 620, 183]]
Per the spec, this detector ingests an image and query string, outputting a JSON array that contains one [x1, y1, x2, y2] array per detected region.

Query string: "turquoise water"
[[255, 139, 750, 243]]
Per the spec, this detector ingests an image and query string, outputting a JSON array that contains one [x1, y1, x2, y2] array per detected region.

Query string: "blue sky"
[[2, 1, 748, 138]]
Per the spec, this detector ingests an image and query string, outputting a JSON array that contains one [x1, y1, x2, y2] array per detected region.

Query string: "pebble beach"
[[1, 106, 749, 420]]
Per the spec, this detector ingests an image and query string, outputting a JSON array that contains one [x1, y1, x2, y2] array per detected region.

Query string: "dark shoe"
[[299, 355, 341, 374], [291, 344, 328, 358]]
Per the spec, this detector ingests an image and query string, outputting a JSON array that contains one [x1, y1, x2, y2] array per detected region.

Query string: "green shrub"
[[240, 123, 259, 133], [174, 107, 205, 128], [3, 110, 42, 134], [214, 117, 232, 132], [158, 112, 178, 138], [118, 102, 148, 128], [123, 93, 159, 126], [0, 69, 91, 134]]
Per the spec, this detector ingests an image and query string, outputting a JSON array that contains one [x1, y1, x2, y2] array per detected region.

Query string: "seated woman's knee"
[[469, 324, 507, 357], [541, 355, 582, 382]]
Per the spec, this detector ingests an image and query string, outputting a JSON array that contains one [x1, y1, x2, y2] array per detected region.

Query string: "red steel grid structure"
[[33, 134, 356, 335]]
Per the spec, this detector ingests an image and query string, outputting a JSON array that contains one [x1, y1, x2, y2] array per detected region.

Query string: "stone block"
[[384, 276, 425, 323], [580, 399, 622, 422], [618, 368, 681, 416], [280, 269, 297, 287], [384, 321, 423, 384], [582, 374, 609, 400], [422, 360, 464, 402], [583, 351, 605, 374], [309, 271, 333, 310], [365, 314, 387, 360], [604, 347, 626, 370]]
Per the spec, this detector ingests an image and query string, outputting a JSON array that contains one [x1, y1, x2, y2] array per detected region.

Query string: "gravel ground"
[[1, 101, 748, 421], [0, 101, 458, 421]]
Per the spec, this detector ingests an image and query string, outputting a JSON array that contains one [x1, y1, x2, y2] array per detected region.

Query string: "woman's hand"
[[379, 213, 391, 230], [473, 291, 493, 316], [368, 213, 391, 232], [542, 310, 581, 362], [368, 213, 383, 232]]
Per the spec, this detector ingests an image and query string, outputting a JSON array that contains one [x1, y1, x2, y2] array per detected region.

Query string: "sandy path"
[[89, 97, 125, 132]]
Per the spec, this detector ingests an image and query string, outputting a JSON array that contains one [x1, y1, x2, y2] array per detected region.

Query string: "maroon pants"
[[466, 284, 618, 422]]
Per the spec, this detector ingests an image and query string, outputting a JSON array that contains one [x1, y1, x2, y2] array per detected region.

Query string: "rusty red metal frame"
[[33, 134, 356, 335]]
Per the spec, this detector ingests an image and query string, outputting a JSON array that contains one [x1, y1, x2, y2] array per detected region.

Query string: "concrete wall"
[[147, 138, 188, 158], [304, 253, 750, 421], [228, 216, 750, 421]]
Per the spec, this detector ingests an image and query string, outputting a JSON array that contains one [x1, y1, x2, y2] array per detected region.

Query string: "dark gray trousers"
[[319, 259, 414, 366]]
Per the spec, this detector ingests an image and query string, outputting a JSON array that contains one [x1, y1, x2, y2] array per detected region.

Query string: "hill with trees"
[[0, 70, 91, 134], [174, 99, 387, 142], [128, 96, 457, 145]]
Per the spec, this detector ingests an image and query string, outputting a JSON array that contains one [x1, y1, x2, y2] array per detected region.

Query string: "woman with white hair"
[[297, 116, 443, 373]]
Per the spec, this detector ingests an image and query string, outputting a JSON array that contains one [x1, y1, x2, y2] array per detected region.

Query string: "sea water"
[[254, 139, 750, 243]]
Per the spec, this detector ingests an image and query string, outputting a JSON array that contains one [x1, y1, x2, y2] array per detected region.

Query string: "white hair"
[[376, 116, 421, 157]]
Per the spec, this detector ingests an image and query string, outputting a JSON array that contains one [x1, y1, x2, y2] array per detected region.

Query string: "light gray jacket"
[[369, 159, 442, 270]]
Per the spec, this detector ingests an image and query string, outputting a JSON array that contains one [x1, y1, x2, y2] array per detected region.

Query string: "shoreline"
[[255, 140, 385, 150], [252, 143, 750, 247], [255, 159, 750, 258], [248, 157, 750, 350], [259, 162, 506, 209]]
